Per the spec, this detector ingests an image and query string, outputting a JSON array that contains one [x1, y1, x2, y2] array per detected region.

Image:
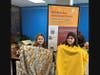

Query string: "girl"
[[77, 31, 86, 48], [19, 33, 52, 75], [77, 31, 89, 50], [33, 33, 47, 48], [56, 32, 88, 75]]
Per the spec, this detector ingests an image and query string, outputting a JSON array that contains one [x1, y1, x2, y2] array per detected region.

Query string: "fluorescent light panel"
[[28, 0, 45, 3], [70, 0, 73, 5]]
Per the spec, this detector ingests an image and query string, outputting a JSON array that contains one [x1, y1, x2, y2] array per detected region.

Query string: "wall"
[[21, 6, 48, 41], [21, 4, 88, 41], [11, 6, 21, 35], [75, 3, 89, 41]]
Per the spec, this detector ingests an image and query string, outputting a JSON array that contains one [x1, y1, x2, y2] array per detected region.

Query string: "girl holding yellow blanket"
[[56, 32, 89, 75]]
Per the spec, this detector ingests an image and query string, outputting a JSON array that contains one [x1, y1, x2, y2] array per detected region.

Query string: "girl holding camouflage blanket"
[[18, 33, 52, 75]]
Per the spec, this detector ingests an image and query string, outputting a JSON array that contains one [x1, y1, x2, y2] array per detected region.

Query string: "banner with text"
[[48, 5, 79, 51]]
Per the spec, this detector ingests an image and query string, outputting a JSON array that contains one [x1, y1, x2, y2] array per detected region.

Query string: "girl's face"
[[36, 36, 44, 45], [67, 36, 75, 46]]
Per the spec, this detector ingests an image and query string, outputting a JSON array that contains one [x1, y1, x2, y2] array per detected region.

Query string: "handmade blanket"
[[17, 45, 52, 75], [56, 44, 89, 75]]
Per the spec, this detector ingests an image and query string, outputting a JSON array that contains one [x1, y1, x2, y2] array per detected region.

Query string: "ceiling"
[[11, 0, 88, 7]]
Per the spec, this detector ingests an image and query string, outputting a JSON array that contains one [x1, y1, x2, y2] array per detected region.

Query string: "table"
[[11, 56, 20, 75]]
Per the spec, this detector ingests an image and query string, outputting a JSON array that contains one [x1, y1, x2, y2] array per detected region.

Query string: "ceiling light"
[[70, 0, 73, 5], [28, 0, 45, 3]]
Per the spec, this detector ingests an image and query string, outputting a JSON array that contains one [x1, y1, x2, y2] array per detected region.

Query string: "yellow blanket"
[[56, 44, 88, 75]]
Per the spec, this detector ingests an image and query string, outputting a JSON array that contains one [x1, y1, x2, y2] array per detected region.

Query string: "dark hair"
[[63, 32, 78, 46], [21, 35, 29, 40], [33, 33, 47, 48], [77, 31, 86, 47], [11, 42, 17, 44]]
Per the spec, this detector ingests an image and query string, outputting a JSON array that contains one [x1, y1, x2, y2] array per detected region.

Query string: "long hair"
[[77, 31, 86, 47], [63, 32, 78, 46], [33, 33, 47, 48]]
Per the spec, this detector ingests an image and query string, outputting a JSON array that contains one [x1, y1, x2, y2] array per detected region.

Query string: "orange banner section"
[[49, 5, 79, 26]]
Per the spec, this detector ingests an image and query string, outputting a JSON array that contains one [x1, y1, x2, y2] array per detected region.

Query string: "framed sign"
[[48, 4, 80, 51]]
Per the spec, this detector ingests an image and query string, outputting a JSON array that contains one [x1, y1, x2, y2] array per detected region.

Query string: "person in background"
[[77, 31, 89, 75], [11, 32, 22, 43], [21, 35, 31, 41], [11, 42, 19, 57], [56, 32, 89, 75], [77, 31, 89, 50], [15, 32, 22, 43], [77, 31, 86, 47], [84, 41, 89, 50]]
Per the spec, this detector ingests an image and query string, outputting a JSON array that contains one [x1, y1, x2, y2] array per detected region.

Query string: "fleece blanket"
[[56, 44, 88, 75], [18, 45, 52, 75]]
